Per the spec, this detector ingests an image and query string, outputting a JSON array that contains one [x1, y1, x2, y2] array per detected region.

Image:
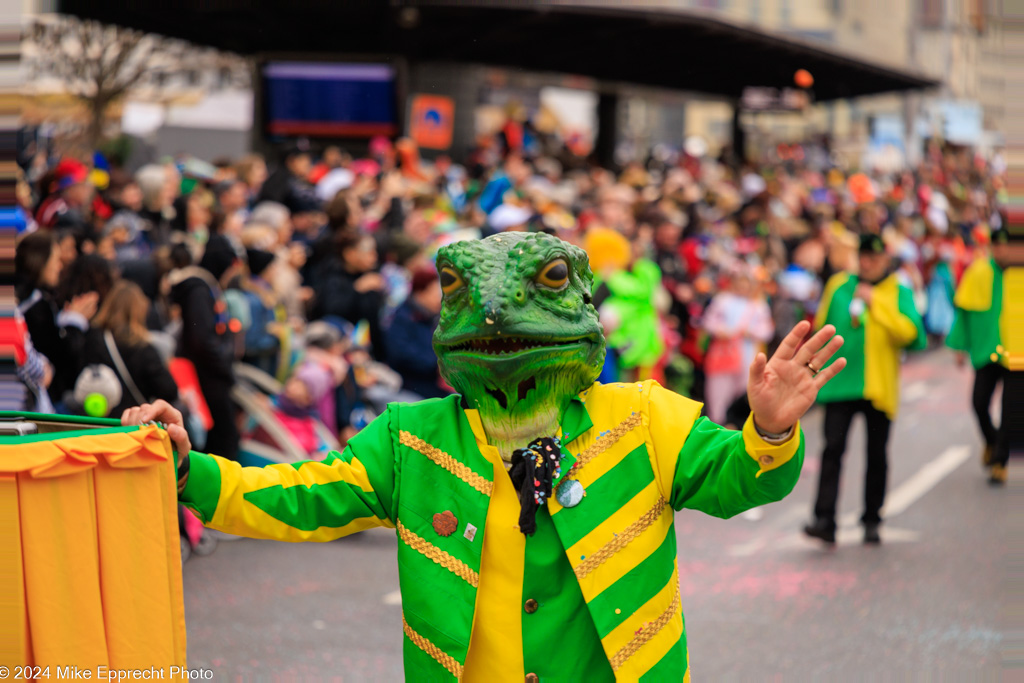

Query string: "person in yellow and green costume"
[[803, 233, 926, 547], [946, 227, 1011, 484], [124, 232, 849, 681]]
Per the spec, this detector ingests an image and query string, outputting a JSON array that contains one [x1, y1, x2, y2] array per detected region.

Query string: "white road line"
[[729, 506, 808, 557], [733, 445, 971, 555], [902, 381, 929, 403], [879, 444, 972, 519], [837, 444, 972, 527], [777, 525, 921, 550]]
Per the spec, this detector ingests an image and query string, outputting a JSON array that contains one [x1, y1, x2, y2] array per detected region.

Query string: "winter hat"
[[859, 233, 886, 255], [285, 192, 323, 216], [246, 248, 275, 277], [55, 159, 89, 190], [200, 234, 239, 281], [584, 226, 630, 273], [388, 232, 423, 265], [294, 361, 333, 405], [411, 266, 439, 293], [305, 321, 343, 350], [350, 158, 380, 178], [489, 204, 532, 231], [316, 168, 355, 202], [847, 173, 876, 205]]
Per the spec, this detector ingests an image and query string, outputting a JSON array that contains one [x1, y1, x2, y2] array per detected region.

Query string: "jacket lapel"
[[552, 393, 593, 488]]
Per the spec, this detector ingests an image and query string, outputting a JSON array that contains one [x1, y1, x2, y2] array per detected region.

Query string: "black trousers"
[[813, 400, 892, 526], [993, 368, 1013, 468], [972, 362, 1006, 448]]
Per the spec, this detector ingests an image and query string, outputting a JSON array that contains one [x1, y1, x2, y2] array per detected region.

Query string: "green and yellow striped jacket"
[[180, 380, 803, 681], [947, 256, 1005, 370], [814, 272, 926, 419]]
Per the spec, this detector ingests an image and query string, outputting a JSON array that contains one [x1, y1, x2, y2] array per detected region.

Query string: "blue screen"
[[263, 62, 397, 137]]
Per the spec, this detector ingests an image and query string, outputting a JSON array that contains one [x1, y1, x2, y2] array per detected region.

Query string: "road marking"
[[382, 589, 402, 606], [902, 381, 929, 403], [731, 445, 970, 556], [777, 525, 921, 550], [837, 444, 972, 528], [883, 444, 972, 517], [729, 506, 810, 557]]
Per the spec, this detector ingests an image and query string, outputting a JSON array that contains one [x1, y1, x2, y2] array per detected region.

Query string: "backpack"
[[72, 363, 123, 417]]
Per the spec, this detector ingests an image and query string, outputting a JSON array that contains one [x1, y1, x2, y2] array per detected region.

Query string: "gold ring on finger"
[[806, 362, 819, 376]]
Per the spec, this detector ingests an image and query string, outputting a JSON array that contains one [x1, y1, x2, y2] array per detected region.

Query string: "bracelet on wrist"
[[753, 419, 793, 441]]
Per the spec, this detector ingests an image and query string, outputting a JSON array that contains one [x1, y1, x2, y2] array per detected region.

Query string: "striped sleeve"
[[180, 409, 397, 542]]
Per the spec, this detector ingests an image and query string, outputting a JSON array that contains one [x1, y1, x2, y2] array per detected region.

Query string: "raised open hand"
[[747, 321, 847, 434]]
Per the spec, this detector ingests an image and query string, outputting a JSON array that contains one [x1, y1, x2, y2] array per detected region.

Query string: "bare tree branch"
[[23, 14, 250, 147]]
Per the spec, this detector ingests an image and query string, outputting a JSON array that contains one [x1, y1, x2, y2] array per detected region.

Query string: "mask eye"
[[536, 259, 569, 289], [439, 267, 464, 296]]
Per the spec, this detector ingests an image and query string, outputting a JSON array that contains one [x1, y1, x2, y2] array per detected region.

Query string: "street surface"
[[182, 348, 1010, 680]]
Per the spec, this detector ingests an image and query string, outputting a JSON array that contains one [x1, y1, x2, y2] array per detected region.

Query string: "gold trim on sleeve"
[[397, 521, 480, 587], [399, 431, 493, 496], [403, 615, 465, 680]]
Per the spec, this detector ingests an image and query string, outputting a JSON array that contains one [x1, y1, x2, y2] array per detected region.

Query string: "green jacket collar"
[[552, 390, 593, 487], [455, 389, 593, 488]]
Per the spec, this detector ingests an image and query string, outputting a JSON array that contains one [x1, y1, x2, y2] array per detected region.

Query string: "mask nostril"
[[484, 301, 501, 323], [514, 290, 525, 302]]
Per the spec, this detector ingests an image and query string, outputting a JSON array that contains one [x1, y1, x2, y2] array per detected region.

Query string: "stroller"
[[232, 362, 341, 467], [179, 505, 216, 562], [177, 362, 344, 561]]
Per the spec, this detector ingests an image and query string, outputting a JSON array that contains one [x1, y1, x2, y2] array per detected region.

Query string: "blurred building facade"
[[20, 7, 251, 161], [23, 1, 1003, 169], [667, 0, 1005, 164]]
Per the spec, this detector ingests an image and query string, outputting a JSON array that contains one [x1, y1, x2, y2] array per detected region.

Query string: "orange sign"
[[409, 94, 455, 150]]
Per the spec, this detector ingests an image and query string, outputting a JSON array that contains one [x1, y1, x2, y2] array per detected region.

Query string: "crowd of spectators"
[[13, 128, 1007, 458]]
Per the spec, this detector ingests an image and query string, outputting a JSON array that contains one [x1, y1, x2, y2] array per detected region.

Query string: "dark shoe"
[[989, 463, 1007, 486], [981, 444, 993, 467], [803, 519, 836, 545], [863, 522, 881, 545]]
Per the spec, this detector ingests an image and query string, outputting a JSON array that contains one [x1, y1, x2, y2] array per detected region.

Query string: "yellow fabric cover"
[[0, 426, 187, 676]]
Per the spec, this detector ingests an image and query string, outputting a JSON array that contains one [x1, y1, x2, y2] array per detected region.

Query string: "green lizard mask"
[[433, 232, 606, 457]]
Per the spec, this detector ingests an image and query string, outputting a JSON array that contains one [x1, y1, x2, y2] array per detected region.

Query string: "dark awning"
[[56, 1, 937, 101]]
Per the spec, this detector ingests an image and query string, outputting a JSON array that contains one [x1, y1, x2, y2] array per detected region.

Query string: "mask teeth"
[[451, 336, 585, 354]]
